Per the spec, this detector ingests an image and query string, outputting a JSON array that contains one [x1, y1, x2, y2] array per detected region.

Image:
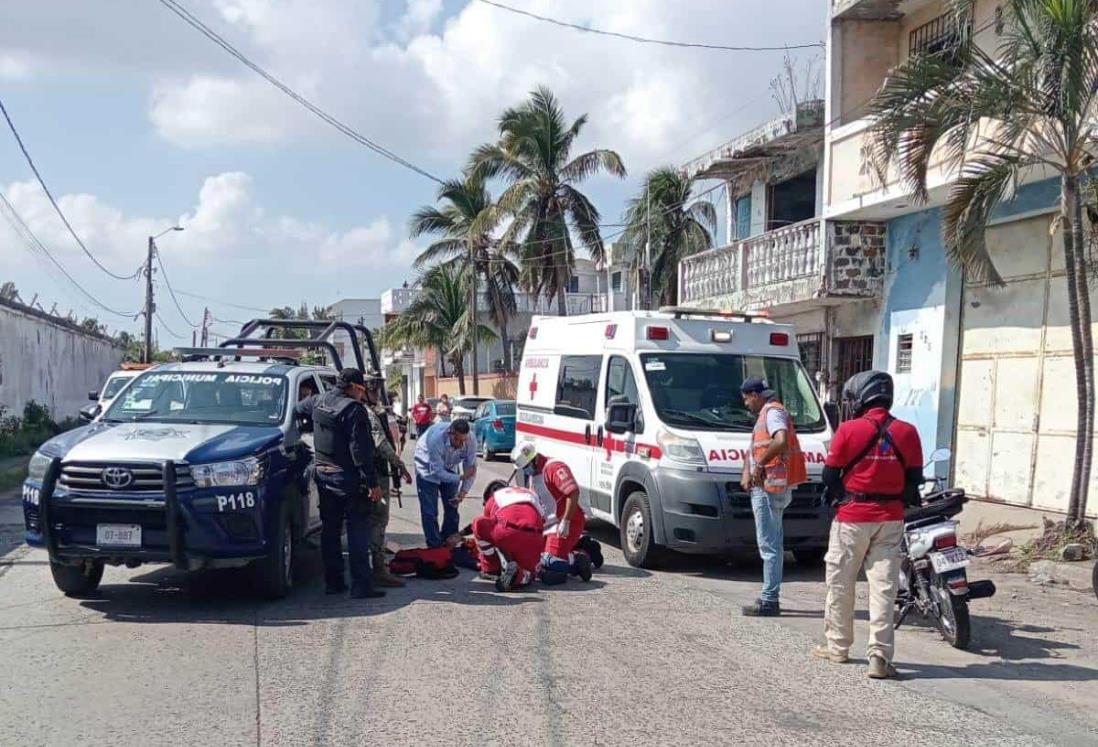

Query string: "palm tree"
[[380, 263, 496, 395], [409, 175, 520, 393], [622, 167, 717, 308], [868, 0, 1098, 522], [469, 86, 626, 316]]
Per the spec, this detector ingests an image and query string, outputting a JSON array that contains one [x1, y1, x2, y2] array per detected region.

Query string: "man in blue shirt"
[[414, 418, 478, 547]]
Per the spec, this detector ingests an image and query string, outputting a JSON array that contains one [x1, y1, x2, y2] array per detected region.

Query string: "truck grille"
[[726, 481, 826, 517], [59, 463, 193, 493]]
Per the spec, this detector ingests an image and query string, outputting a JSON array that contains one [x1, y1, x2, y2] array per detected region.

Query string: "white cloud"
[[0, 52, 32, 80], [135, 0, 824, 172], [1, 172, 418, 273]]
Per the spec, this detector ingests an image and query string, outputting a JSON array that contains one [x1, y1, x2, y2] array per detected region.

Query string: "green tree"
[[469, 86, 626, 316], [622, 167, 717, 308], [409, 175, 521, 392], [868, 0, 1098, 522], [380, 263, 496, 395]]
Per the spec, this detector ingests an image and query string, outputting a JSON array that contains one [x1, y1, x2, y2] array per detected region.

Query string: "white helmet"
[[511, 441, 539, 470]]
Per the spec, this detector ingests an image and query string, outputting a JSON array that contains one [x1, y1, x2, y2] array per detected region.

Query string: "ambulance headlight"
[[192, 457, 263, 488], [27, 451, 53, 482], [657, 429, 706, 465]]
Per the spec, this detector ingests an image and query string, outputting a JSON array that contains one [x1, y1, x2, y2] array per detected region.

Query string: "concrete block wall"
[[0, 299, 124, 422]]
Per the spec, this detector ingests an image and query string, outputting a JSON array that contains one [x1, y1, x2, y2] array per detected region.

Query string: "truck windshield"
[[102, 376, 132, 399], [103, 371, 288, 426], [639, 353, 825, 432]]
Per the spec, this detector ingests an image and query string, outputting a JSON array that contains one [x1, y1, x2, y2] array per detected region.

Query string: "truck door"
[[593, 356, 642, 518]]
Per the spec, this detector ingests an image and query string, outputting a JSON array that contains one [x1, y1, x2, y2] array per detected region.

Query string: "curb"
[[1028, 559, 1095, 591]]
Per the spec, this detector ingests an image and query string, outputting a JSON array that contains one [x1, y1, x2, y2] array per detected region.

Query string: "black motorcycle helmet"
[[841, 370, 894, 416]]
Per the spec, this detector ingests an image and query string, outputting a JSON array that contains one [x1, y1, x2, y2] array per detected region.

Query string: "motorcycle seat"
[[904, 492, 967, 525]]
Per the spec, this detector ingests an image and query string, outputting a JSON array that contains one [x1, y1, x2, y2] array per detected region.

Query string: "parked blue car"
[[472, 400, 516, 460]]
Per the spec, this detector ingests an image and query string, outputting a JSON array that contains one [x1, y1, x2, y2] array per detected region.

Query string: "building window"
[[909, 10, 972, 56], [611, 271, 622, 292], [567, 276, 580, 294], [797, 333, 823, 377], [896, 333, 914, 374], [836, 336, 875, 389]]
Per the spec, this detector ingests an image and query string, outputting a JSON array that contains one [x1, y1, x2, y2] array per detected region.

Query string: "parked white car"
[[83, 368, 144, 421], [451, 396, 492, 421]]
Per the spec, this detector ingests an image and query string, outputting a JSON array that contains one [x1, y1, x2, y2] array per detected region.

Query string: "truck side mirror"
[[79, 404, 100, 422], [605, 401, 638, 435], [824, 402, 840, 430], [88, 391, 99, 401]]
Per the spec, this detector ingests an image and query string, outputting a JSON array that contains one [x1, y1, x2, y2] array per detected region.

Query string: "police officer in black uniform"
[[295, 367, 384, 599]]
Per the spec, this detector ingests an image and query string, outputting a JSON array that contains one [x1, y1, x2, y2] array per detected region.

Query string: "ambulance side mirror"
[[824, 402, 840, 431], [606, 402, 638, 435]]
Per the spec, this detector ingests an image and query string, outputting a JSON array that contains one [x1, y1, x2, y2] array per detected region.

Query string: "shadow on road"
[[900, 659, 1098, 682], [74, 530, 610, 627]]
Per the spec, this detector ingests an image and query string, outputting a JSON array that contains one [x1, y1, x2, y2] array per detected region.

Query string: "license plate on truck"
[[96, 524, 142, 548], [929, 547, 969, 574]]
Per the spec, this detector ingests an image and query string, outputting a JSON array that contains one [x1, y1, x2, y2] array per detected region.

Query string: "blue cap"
[[740, 376, 772, 396]]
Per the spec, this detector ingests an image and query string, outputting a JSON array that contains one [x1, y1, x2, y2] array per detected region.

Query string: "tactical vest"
[[313, 391, 360, 470], [752, 400, 808, 493]]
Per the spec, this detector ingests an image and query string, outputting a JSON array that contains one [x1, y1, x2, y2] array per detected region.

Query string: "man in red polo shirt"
[[814, 370, 923, 680], [411, 394, 434, 438]]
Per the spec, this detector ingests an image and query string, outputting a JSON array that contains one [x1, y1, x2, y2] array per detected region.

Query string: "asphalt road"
[[1, 451, 1096, 746]]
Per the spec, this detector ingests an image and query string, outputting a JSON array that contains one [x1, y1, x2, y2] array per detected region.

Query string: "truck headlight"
[[192, 457, 262, 488], [656, 429, 706, 465], [27, 451, 52, 482]]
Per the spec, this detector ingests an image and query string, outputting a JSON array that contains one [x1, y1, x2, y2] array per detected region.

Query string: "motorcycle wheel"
[[934, 585, 971, 650]]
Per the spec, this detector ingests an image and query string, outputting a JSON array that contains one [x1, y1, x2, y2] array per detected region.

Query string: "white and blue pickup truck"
[[21, 320, 388, 599]]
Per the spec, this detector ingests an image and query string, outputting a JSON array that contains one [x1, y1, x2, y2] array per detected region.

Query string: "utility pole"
[[143, 236, 156, 364], [200, 307, 210, 346]]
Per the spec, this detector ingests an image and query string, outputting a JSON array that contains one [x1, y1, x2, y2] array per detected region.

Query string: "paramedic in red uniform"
[[815, 370, 923, 680], [511, 442, 593, 584], [471, 485, 552, 591]]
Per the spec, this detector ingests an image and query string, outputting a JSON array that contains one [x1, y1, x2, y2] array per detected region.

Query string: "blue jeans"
[[315, 469, 374, 591], [417, 478, 459, 548], [751, 487, 793, 603]]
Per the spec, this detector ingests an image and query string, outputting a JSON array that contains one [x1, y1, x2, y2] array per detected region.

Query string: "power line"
[[173, 289, 271, 314], [477, 0, 823, 52], [0, 190, 141, 319], [0, 96, 144, 281], [157, 0, 444, 185], [155, 312, 186, 340], [153, 249, 200, 327]]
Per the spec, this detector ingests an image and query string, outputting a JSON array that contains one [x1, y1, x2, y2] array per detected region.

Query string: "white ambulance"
[[516, 308, 838, 568]]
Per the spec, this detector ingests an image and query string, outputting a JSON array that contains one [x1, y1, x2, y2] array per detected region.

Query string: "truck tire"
[[257, 502, 295, 600], [793, 548, 826, 566], [50, 560, 104, 597], [620, 490, 665, 569]]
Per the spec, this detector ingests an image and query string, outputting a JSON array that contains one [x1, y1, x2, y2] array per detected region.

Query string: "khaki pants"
[[368, 470, 392, 556], [823, 519, 903, 663]]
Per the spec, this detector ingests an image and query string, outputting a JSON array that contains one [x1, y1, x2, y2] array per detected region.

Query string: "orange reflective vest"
[[752, 400, 807, 493]]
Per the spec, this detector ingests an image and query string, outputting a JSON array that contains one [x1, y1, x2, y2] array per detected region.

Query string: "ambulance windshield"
[[639, 353, 825, 432]]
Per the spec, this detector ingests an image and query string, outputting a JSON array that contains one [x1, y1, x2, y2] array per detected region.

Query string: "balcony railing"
[[679, 218, 884, 308], [680, 219, 822, 304]]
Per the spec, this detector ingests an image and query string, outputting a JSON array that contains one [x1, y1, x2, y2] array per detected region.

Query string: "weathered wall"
[[0, 300, 124, 421], [827, 221, 886, 295], [837, 19, 899, 122]]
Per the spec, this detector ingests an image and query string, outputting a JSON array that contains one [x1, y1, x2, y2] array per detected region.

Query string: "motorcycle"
[[895, 448, 997, 650]]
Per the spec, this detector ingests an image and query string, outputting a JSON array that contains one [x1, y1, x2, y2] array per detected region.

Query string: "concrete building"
[[0, 296, 124, 421], [678, 100, 887, 397]]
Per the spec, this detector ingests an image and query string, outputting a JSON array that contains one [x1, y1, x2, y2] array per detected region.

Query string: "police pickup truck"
[[21, 320, 388, 599]]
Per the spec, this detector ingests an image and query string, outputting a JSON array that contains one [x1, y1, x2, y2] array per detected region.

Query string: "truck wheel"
[[50, 560, 104, 597], [620, 491, 665, 569], [257, 502, 295, 600], [793, 549, 826, 566]]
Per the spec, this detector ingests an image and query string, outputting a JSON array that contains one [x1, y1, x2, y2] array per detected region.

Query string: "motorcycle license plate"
[[97, 523, 142, 548], [929, 547, 969, 574]]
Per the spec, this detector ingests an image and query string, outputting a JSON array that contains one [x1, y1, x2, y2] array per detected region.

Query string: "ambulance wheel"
[[257, 502, 295, 600], [621, 491, 665, 569], [50, 560, 104, 597]]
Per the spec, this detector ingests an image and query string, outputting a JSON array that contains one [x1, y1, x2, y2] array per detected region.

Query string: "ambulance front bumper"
[[653, 468, 830, 554]]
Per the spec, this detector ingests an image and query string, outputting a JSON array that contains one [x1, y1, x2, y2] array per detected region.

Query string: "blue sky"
[[0, 0, 825, 342]]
